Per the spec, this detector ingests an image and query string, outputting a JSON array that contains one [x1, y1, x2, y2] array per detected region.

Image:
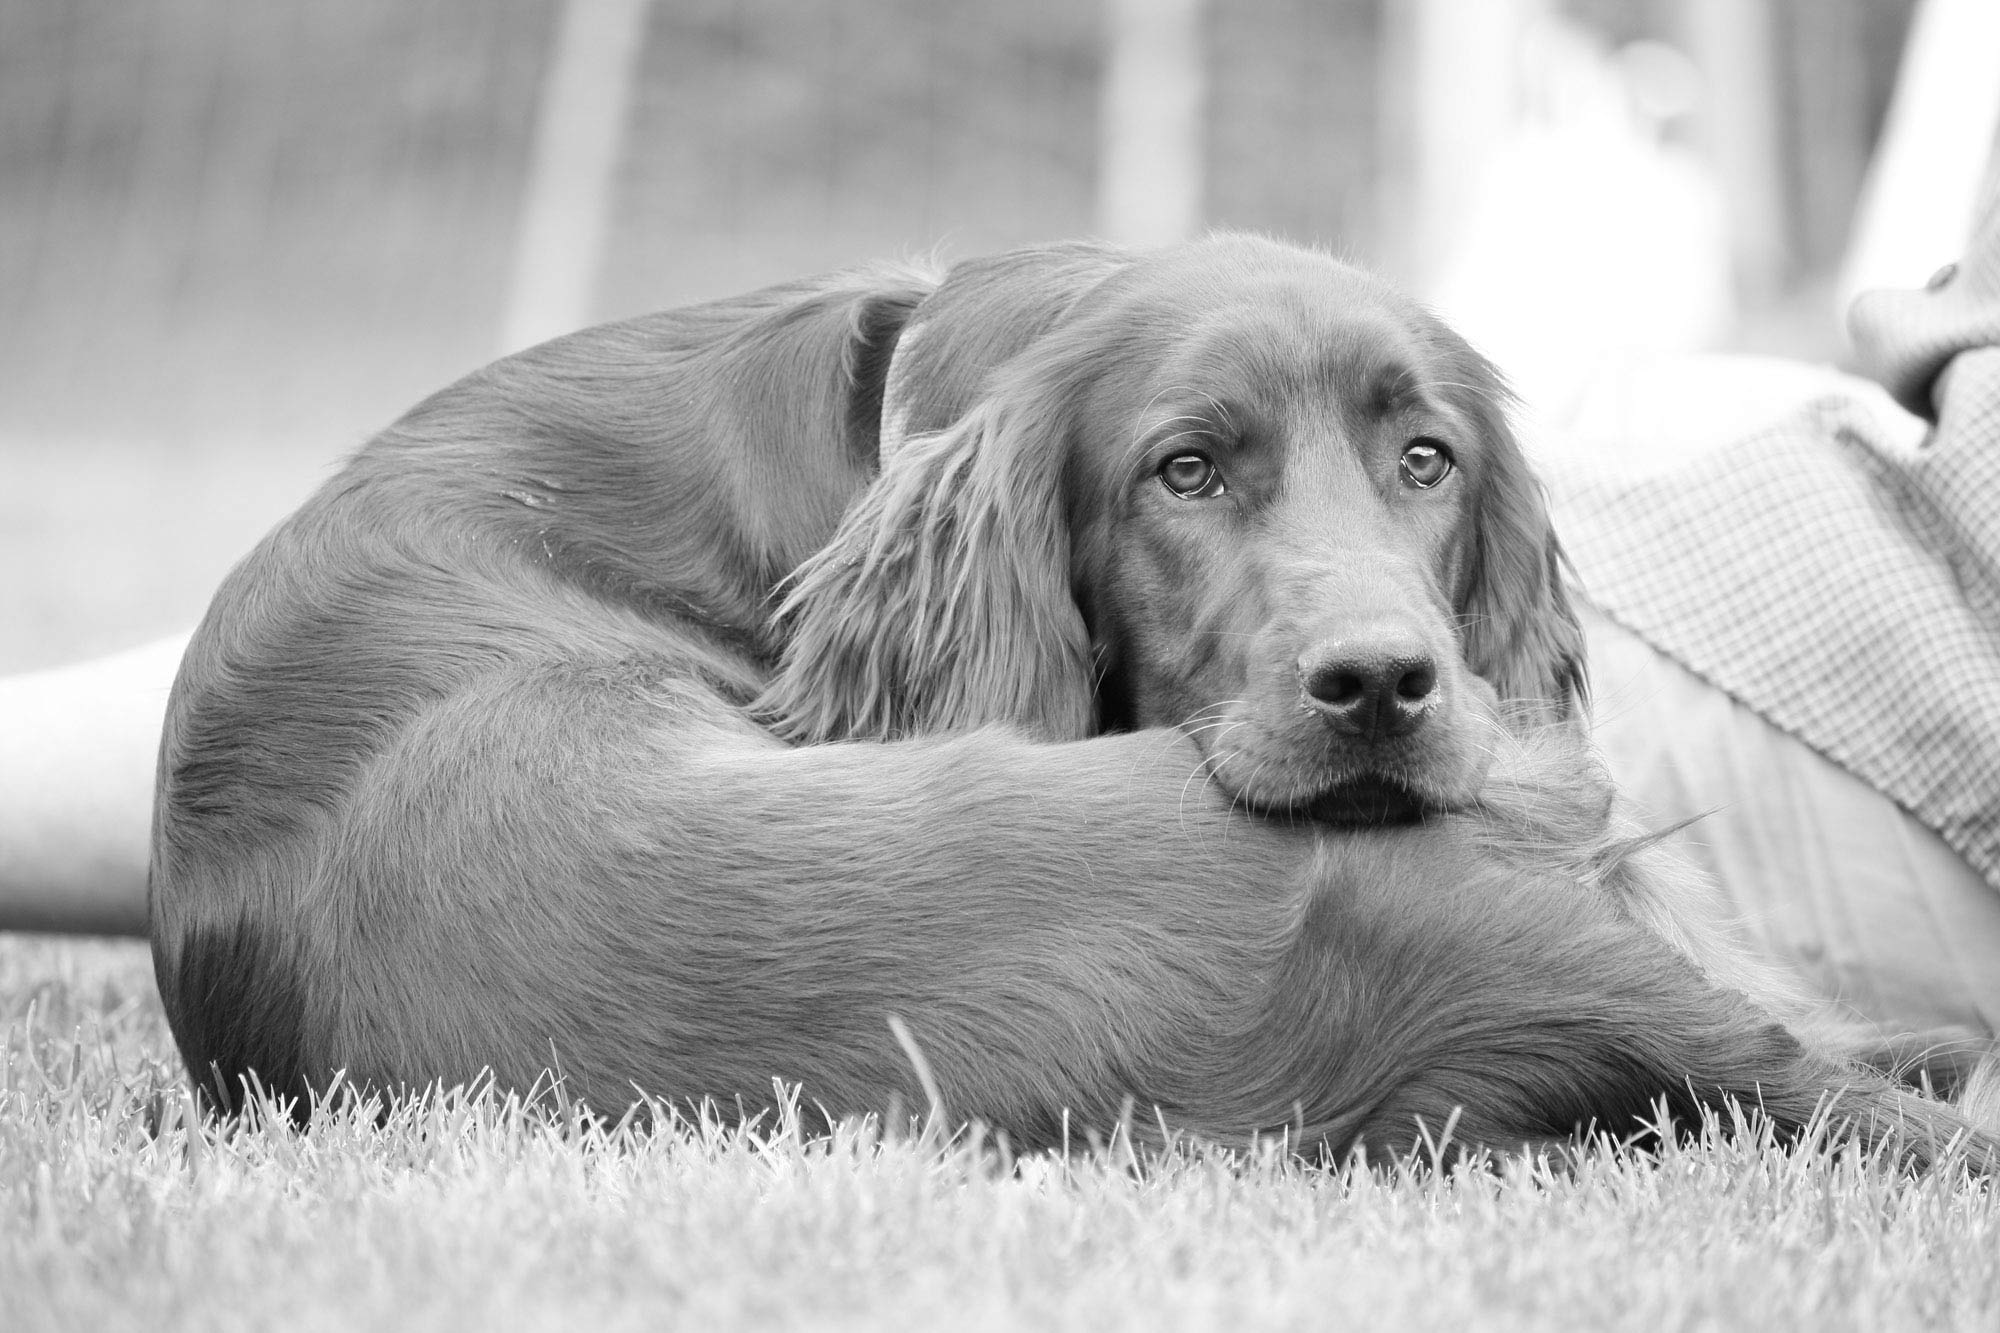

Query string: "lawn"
[[5, 932, 1999, 1332]]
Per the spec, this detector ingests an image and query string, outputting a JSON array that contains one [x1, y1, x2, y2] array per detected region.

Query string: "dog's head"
[[758, 235, 1583, 822]]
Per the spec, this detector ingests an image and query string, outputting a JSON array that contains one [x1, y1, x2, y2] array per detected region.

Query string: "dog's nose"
[[1299, 633, 1438, 741]]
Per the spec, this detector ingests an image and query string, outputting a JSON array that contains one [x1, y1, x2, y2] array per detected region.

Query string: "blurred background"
[[4, 0, 1996, 672]]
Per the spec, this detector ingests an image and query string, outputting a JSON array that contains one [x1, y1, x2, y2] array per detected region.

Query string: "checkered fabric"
[[1552, 202, 2000, 890]]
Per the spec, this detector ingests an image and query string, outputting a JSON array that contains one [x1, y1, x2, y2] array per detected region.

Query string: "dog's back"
[[153, 268, 930, 1101]]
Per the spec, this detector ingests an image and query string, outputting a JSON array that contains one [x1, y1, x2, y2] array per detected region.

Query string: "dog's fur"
[[150, 235, 1992, 1163]]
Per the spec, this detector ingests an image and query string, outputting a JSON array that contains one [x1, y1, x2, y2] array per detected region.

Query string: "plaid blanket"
[[1552, 205, 2000, 891]]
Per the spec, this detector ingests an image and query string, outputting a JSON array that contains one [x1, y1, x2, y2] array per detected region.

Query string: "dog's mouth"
[[1186, 704, 1489, 828], [1297, 776, 1430, 827]]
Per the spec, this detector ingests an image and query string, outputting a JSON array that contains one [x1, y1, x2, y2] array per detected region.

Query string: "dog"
[[149, 235, 1992, 1163]]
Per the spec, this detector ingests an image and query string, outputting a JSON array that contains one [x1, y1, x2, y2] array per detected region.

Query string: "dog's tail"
[[1192, 829, 1999, 1172]]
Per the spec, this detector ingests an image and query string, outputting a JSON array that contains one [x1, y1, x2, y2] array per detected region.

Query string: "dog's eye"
[[1158, 452, 1226, 499], [1399, 440, 1454, 489]]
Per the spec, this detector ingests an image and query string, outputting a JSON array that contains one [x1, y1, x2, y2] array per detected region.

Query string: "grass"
[[5, 934, 1999, 1332]]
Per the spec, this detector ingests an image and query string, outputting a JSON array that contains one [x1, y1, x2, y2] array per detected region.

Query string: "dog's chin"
[[1227, 775, 1440, 827], [1299, 777, 1430, 827], [1196, 724, 1489, 828]]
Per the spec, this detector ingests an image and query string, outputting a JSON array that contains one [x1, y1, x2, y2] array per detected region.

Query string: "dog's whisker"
[[1132, 385, 1184, 439], [1176, 704, 1249, 733], [1145, 413, 1217, 433], [1147, 428, 1218, 454], [1176, 718, 1249, 820], [1177, 740, 1247, 837], [1193, 390, 1238, 436], [1178, 749, 1229, 825], [1188, 724, 1252, 766]]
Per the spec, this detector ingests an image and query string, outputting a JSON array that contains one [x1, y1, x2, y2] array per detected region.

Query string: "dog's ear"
[[754, 244, 1134, 743], [1454, 391, 1588, 722], [756, 391, 1094, 743], [870, 242, 1133, 443]]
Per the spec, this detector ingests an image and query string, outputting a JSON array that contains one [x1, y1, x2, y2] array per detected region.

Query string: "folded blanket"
[[1550, 203, 2000, 1038], [1556, 205, 2000, 896], [1585, 610, 2000, 1039]]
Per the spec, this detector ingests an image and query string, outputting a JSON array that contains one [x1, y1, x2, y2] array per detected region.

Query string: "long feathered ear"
[[1450, 376, 1587, 722], [754, 394, 1094, 742]]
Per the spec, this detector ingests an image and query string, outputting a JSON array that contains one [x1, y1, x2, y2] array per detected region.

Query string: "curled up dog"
[[150, 235, 1998, 1164]]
